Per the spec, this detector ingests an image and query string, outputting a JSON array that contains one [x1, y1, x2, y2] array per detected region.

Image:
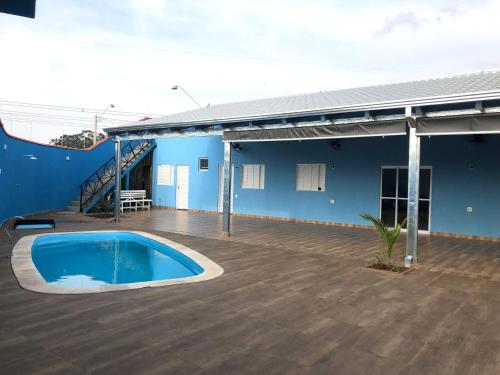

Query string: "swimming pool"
[[11, 231, 223, 294]]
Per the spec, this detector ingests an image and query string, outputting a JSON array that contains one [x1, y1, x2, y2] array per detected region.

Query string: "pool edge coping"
[[11, 230, 224, 294]]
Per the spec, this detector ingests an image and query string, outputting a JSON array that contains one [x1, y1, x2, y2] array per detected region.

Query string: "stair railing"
[[79, 139, 155, 212]]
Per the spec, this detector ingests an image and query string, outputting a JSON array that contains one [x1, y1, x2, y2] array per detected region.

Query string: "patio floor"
[[124, 209, 500, 280], [1, 209, 500, 374]]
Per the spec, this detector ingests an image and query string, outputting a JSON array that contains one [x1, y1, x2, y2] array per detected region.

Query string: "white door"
[[218, 164, 234, 213], [176, 165, 189, 210]]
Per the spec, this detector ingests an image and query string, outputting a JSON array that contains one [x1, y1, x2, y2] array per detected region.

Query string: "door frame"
[[218, 164, 234, 213], [379, 165, 433, 234], [175, 164, 189, 210]]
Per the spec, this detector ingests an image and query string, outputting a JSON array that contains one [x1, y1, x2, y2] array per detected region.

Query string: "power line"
[[0, 117, 107, 129], [0, 113, 123, 127], [0, 101, 149, 137], [31, 35, 448, 75], [0, 100, 165, 118], [0, 100, 158, 142], [0, 110, 129, 124]]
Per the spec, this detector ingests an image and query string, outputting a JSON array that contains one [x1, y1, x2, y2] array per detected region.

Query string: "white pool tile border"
[[11, 230, 224, 294]]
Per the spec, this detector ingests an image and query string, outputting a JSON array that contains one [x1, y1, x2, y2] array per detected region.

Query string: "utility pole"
[[94, 104, 114, 145], [93, 114, 98, 145]]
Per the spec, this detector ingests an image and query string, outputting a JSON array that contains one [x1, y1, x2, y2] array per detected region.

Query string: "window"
[[296, 164, 326, 192], [241, 164, 265, 189], [157, 164, 174, 185], [199, 157, 208, 171], [380, 167, 432, 231]]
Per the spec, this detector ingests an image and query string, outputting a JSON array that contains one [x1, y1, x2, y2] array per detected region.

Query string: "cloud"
[[374, 11, 426, 36], [373, 0, 493, 36]]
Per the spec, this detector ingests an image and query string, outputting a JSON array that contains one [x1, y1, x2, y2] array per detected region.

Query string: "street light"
[[93, 104, 115, 145], [171, 85, 202, 108]]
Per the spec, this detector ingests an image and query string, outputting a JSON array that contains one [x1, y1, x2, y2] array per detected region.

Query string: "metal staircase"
[[70, 139, 156, 213]]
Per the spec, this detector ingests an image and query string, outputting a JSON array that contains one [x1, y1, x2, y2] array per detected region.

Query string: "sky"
[[1, 0, 500, 143]]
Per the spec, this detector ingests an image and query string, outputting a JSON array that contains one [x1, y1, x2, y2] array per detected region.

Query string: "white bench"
[[120, 190, 152, 212]]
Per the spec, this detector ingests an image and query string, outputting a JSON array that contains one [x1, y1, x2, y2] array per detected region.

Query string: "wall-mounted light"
[[232, 143, 243, 151], [66, 156, 70, 161], [471, 134, 485, 144], [329, 140, 342, 151]]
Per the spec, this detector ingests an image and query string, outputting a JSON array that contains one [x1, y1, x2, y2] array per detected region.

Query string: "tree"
[[50, 130, 107, 149]]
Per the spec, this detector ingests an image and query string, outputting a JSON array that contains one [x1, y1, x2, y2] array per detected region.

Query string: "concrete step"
[[66, 205, 80, 212], [66, 197, 81, 212]]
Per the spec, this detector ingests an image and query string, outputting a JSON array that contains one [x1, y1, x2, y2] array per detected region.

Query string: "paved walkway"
[[1, 210, 499, 374]]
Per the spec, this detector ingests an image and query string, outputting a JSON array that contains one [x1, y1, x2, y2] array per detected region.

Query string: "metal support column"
[[113, 137, 122, 222], [221, 141, 232, 238], [406, 107, 420, 264]]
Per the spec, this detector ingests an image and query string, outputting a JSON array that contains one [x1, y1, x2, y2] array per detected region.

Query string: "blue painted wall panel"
[[152, 137, 224, 211], [151, 134, 500, 238], [421, 135, 500, 237], [0, 127, 115, 222], [231, 136, 408, 225]]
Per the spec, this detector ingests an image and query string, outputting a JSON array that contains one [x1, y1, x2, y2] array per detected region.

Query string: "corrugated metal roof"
[[106, 70, 500, 132]]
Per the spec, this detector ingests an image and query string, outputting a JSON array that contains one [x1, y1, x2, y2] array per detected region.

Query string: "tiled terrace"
[[1, 209, 500, 374], [127, 209, 500, 280]]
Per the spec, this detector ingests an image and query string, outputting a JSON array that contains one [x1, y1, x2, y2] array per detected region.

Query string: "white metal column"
[[406, 107, 420, 263], [222, 141, 232, 238], [113, 137, 121, 222]]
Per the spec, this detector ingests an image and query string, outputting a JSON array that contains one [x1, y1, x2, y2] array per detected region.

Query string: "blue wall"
[[421, 135, 500, 237], [231, 137, 408, 225], [151, 134, 500, 238], [0, 126, 115, 222], [152, 136, 224, 211]]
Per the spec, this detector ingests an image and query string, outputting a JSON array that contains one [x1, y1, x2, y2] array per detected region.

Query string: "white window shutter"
[[241, 165, 248, 188], [242, 164, 265, 189], [296, 165, 305, 190], [169, 165, 174, 185], [318, 164, 326, 191], [157, 165, 167, 185], [157, 164, 174, 186], [252, 165, 259, 187], [305, 166, 313, 191], [296, 164, 326, 192], [242, 165, 249, 189]]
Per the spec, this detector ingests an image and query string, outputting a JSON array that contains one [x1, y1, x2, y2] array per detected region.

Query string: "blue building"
[[148, 132, 499, 239], [105, 70, 500, 262]]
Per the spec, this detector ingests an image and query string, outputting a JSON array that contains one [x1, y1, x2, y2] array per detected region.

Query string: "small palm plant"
[[360, 213, 407, 267]]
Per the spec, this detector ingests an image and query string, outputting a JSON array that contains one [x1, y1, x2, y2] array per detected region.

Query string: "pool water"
[[32, 232, 204, 287], [16, 224, 54, 229]]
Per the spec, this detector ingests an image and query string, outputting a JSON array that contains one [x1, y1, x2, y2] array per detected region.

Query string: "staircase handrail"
[[79, 139, 155, 211]]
